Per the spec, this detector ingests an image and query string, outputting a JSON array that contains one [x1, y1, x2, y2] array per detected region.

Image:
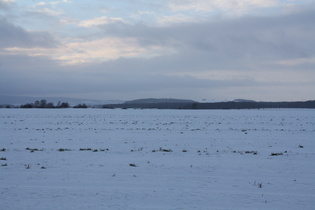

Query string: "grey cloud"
[[0, 18, 58, 48], [0, 53, 257, 98], [1, 4, 315, 101], [0, 1, 13, 11], [99, 6, 315, 72], [0, 50, 313, 101]]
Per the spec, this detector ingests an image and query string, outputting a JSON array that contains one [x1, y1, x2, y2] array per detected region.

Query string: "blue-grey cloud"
[[0, 4, 314, 101], [0, 0, 12, 11], [0, 18, 58, 48], [97, 6, 315, 71], [0, 52, 257, 96]]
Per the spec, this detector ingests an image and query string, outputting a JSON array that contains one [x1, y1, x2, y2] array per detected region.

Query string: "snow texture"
[[1, 109, 314, 209]]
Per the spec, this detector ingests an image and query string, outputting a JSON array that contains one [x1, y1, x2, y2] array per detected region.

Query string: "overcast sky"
[[0, 0, 314, 101]]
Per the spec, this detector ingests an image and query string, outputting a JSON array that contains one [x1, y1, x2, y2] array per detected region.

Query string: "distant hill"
[[2, 95, 315, 109], [232, 99, 256, 103], [104, 99, 315, 109], [124, 98, 196, 104]]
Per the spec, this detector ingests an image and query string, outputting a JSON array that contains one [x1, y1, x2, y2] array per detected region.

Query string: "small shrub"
[[57, 148, 71, 152], [0, 148, 6, 152], [129, 163, 137, 167], [0, 157, 7, 160], [159, 147, 173, 152], [26, 147, 38, 152], [245, 151, 258, 155], [270, 152, 283, 156], [100, 148, 109, 151], [152, 148, 173, 152], [25, 148, 44, 152], [79, 148, 92, 151]]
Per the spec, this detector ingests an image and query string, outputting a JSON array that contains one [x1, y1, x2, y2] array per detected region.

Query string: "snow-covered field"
[[1, 108, 314, 210]]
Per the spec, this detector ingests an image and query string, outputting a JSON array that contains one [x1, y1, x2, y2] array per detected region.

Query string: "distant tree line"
[[0, 105, 14, 108], [3, 99, 315, 109], [103, 100, 315, 109], [73, 104, 88, 108], [20, 100, 69, 108], [19, 100, 88, 109]]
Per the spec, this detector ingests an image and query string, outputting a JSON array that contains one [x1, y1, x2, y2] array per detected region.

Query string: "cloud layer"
[[0, 18, 57, 48], [0, 0, 314, 101]]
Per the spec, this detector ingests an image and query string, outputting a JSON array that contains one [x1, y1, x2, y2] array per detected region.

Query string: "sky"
[[0, 0, 314, 102]]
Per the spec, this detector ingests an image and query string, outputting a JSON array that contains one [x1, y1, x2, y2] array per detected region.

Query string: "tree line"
[[19, 100, 87, 108], [103, 100, 315, 109]]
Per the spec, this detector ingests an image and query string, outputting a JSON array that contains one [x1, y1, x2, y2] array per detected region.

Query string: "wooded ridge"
[[103, 100, 315, 109]]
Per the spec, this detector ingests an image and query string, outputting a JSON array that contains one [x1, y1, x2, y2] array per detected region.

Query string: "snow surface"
[[1, 108, 314, 210]]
